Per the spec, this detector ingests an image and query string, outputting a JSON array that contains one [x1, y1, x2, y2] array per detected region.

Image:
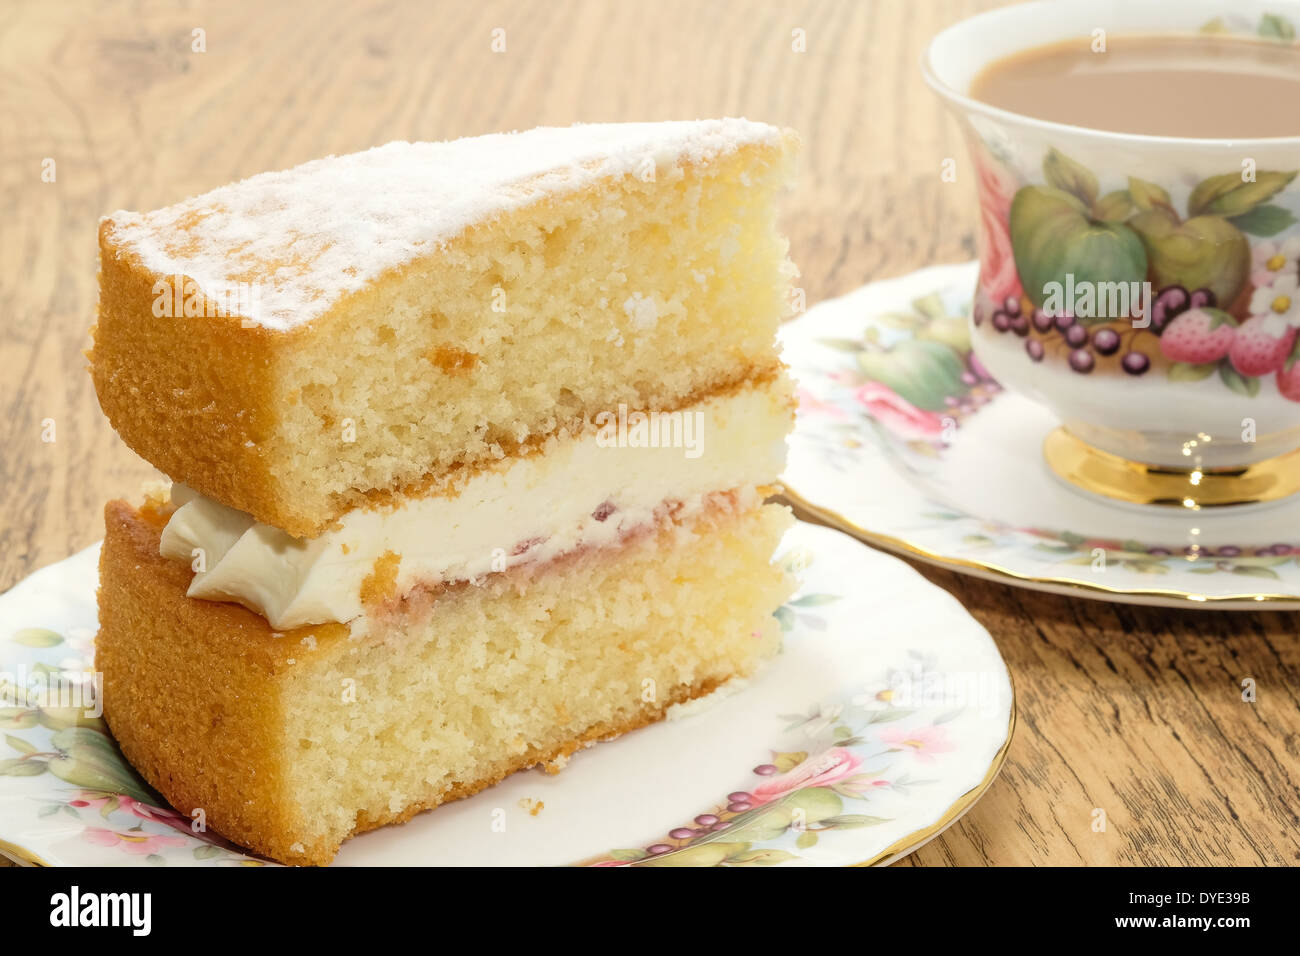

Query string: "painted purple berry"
[[1054, 312, 1076, 332], [730, 790, 756, 801], [992, 311, 1011, 333], [1151, 285, 1190, 334], [973, 302, 987, 327], [710, 822, 731, 832], [647, 844, 674, 855], [961, 370, 978, 386], [1004, 295, 1022, 317], [1065, 324, 1089, 348], [1032, 308, 1053, 333], [1092, 328, 1121, 355], [668, 827, 694, 840], [727, 801, 752, 813], [1214, 546, 1241, 557], [1025, 339, 1045, 362], [1121, 351, 1150, 375], [752, 763, 778, 776], [694, 814, 719, 826], [1010, 314, 1030, 336], [1147, 547, 1172, 556], [1189, 287, 1217, 310], [1069, 349, 1095, 373]]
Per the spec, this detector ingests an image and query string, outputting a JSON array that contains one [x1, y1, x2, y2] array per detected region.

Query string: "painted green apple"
[[637, 842, 749, 866], [37, 705, 108, 732], [857, 339, 967, 412], [1009, 185, 1148, 317], [1128, 207, 1250, 308], [917, 314, 971, 353], [47, 726, 156, 805]]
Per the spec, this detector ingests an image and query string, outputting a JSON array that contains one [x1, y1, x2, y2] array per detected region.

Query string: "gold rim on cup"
[[1042, 427, 1300, 509]]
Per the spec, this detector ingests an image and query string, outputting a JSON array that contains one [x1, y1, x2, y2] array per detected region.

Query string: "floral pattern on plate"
[[780, 262, 1300, 607], [580, 639, 968, 866]]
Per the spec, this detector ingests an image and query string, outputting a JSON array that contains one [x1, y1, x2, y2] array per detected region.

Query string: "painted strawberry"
[[1277, 338, 1300, 402], [1229, 315, 1297, 377], [1159, 308, 1237, 364]]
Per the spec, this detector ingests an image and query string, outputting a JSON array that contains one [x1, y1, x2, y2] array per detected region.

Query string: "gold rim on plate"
[[779, 488, 1300, 608], [0, 835, 49, 867]]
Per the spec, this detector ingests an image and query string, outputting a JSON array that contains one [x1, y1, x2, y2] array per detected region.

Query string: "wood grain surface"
[[1, 0, 1296, 866]]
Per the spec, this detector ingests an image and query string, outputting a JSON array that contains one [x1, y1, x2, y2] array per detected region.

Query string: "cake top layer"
[[102, 119, 783, 331]]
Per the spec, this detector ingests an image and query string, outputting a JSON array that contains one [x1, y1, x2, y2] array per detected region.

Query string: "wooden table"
[[2, 0, 1296, 866]]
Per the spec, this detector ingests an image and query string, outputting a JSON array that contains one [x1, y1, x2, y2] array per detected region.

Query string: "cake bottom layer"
[[97, 495, 794, 865]]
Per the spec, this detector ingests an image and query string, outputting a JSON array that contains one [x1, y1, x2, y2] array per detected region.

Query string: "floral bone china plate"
[[0, 520, 1013, 867], [780, 262, 1300, 609]]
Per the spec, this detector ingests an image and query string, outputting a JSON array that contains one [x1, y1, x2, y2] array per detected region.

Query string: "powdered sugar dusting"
[[103, 119, 782, 331]]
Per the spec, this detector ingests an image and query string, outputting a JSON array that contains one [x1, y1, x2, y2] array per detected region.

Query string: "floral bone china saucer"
[[780, 262, 1300, 609], [0, 520, 1013, 867]]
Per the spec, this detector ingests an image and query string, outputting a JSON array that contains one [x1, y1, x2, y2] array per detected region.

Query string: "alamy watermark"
[[595, 405, 705, 459], [152, 276, 262, 324], [1040, 274, 1154, 326], [1, 666, 102, 718]]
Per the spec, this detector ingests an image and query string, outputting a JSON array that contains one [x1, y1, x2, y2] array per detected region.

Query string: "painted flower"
[[69, 791, 180, 823], [974, 153, 1024, 306], [81, 826, 189, 856], [1251, 236, 1300, 290], [794, 702, 844, 738], [831, 774, 892, 797], [1248, 273, 1300, 334], [851, 687, 897, 711], [854, 382, 945, 441], [878, 724, 954, 763], [748, 747, 862, 805], [796, 387, 846, 420]]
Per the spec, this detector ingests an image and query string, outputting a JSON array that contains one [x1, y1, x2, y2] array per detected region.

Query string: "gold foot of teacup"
[[1043, 428, 1300, 509]]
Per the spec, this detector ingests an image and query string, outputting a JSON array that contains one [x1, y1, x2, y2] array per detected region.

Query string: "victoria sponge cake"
[[90, 120, 800, 865]]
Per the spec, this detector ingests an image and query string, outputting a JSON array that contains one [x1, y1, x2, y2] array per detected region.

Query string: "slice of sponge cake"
[[91, 120, 800, 864], [92, 121, 798, 537]]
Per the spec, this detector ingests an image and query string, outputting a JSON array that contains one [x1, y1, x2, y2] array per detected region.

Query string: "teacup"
[[924, 0, 1300, 508]]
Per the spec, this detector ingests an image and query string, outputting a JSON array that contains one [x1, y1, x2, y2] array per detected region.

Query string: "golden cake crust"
[[98, 500, 294, 859]]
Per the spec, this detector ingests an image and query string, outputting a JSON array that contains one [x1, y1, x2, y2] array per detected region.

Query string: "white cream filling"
[[159, 381, 791, 629]]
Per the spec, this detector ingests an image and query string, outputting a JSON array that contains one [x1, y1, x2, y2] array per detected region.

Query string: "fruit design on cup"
[[974, 146, 1300, 400]]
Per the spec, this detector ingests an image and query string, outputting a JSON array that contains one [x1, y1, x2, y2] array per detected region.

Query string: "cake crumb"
[[300, 634, 317, 650], [517, 797, 545, 817], [542, 753, 570, 774]]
